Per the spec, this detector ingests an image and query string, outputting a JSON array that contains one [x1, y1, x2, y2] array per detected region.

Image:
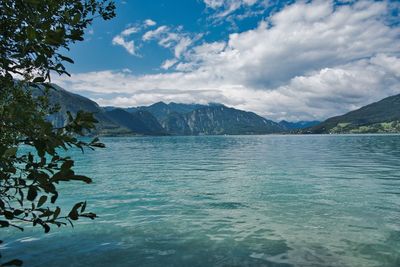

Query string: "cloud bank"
[[56, 0, 400, 121]]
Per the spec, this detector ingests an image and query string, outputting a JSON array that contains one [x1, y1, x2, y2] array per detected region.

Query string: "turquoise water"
[[2, 135, 400, 266]]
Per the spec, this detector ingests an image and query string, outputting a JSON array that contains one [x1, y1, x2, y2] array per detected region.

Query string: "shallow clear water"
[[2, 135, 400, 267]]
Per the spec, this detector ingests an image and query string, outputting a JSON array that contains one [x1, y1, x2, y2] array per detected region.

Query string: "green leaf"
[[59, 55, 74, 64], [4, 210, 14, 220], [81, 201, 87, 213], [0, 220, 10, 227], [61, 160, 74, 172], [68, 209, 79, 220], [72, 13, 81, 24], [37, 195, 47, 207], [43, 223, 50, 233], [70, 175, 92, 184], [3, 147, 17, 158], [68, 202, 83, 220], [27, 186, 38, 201], [53, 206, 61, 220], [27, 26, 36, 40], [28, 153, 34, 163], [13, 209, 24, 216], [32, 76, 45, 83], [50, 192, 58, 204], [80, 212, 97, 220]]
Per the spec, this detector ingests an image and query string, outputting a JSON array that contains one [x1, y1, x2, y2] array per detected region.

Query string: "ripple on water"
[[5, 135, 400, 267]]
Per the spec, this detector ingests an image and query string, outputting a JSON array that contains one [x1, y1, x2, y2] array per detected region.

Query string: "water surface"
[[3, 135, 400, 266]]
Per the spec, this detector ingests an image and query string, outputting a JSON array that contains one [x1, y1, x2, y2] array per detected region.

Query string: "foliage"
[[0, 0, 115, 81], [0, 0, 115, 265], [328, 121, 400, 134]]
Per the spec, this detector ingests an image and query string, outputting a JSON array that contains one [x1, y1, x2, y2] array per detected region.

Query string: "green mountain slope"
[[105, 109, 166, 135], [35, 85, 164, 136], [306, 93, 400, 134], [37, 84, 131, 135]]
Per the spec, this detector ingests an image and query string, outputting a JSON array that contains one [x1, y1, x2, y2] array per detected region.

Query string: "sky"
[[53, 0, 400, 121]]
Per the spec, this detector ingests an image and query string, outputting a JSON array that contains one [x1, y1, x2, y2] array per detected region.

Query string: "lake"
[[2, 135, 400, 266]]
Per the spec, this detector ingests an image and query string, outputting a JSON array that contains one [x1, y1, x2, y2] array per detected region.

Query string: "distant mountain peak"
[[279, 120, 321, 130], [150, 101, 168, 107]]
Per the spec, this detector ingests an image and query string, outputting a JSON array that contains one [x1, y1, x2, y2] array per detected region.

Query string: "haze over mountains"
[[39, 85, 400, 136]]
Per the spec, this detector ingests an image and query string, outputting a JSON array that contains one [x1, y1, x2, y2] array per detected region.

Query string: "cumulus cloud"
[[112, 35, 136, 55], [144, 19, 157, 27], [120, 26, 139, 36], [142, 25, 202, 68], [161, 59, 178, 70], [112, 25, 141, 55], [112, 19, 157, 55], [142, 25, 170, 41], [57, 0, 400, 121]]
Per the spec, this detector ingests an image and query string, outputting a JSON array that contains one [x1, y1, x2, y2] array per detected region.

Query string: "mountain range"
[[106, 101, 285, 135], [40, 85, 289, 136], [278, 120, 320, 130], [37, 84, 400, 135]]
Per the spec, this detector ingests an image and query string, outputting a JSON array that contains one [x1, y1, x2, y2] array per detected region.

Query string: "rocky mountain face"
[[137, 102, 207, 122], [35, 84, 343, 136], [161, 105, 285, 135]]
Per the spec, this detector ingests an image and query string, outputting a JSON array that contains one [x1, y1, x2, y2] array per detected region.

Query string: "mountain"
[[34, 85, 163, 136], [138, 102, 207, 121], [34, 84, 286, 136], [279, 120, 320, 130], [103, 106, 137, 113], [105, 109, 166, 135], [161, 105, 285, 135], [36, 84, 132, 136], [306, 93, 400, 134]]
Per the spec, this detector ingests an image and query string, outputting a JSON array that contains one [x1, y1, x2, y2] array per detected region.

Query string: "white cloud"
[[144, 19, 157, 27], [112, 35, 136, 55], [111, 21, 157, 55], [204, 0, 225, 9], [142, 25, 169, 41], [174, 37, 193, 58], [203, 0, 269, 24], [370, 54, 400, 78], [112, 25, 143, 55], [121, 26, 139, 36], [204, 0, 259, 14], [57, 0, 400, 121], [161, 59, 178, 70], [142, 25, 202, 68]]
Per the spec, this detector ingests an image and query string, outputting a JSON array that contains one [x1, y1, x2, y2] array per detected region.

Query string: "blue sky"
[[66, 0, 289, 74], [55, 0, 400, 121]]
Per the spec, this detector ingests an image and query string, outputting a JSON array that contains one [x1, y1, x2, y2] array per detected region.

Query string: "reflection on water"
[[3, 135, 400, 266]]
